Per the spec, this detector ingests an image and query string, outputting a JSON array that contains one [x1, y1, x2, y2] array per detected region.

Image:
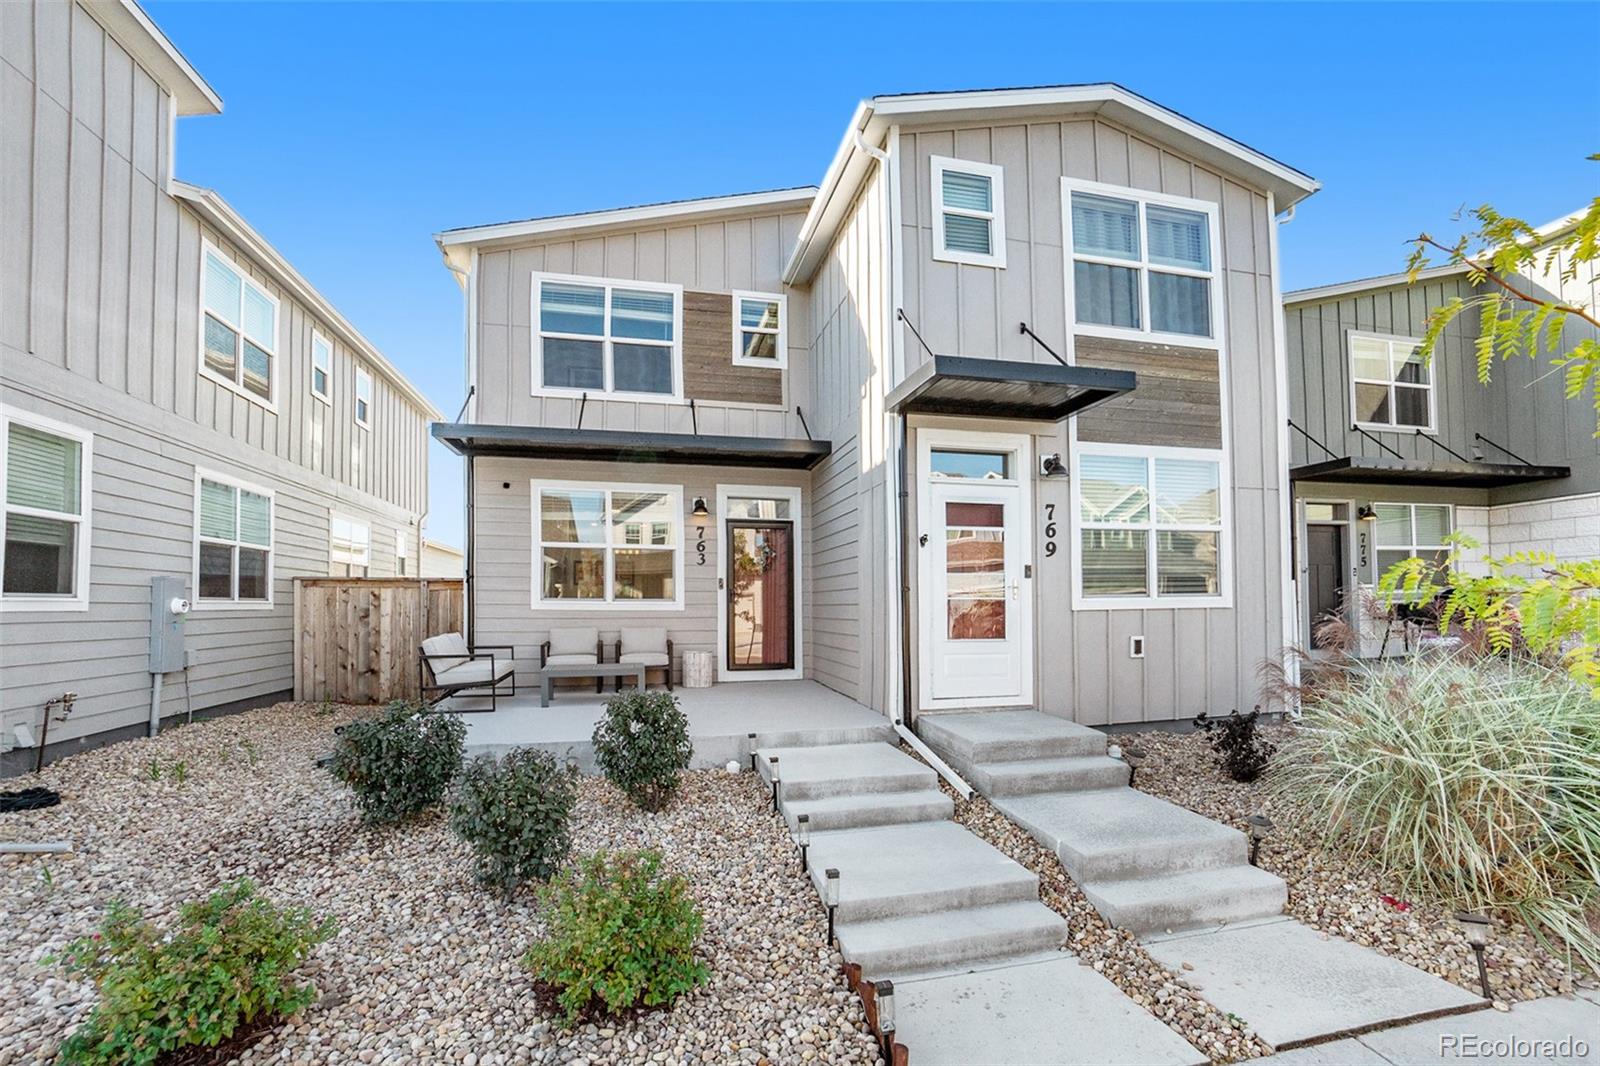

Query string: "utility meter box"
[[149, 576, 191, 674]]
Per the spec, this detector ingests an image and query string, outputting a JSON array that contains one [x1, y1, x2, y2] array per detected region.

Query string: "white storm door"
[[928, 482, 1027, 702]]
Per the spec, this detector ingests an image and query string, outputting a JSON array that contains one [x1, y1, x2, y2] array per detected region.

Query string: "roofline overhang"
[[172, 181, 443, 420], [1290, 456, 1571, 488], [84, 0, 223, 116], [1284, 262, 1476, 305], [432, 423, 833, 470], [784, 84, 1321, 286]]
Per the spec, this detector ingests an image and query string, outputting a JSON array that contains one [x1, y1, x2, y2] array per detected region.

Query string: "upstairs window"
[[931, 156, 1006, 268], [311, 331, 332, 403], [1350, 332, 1434, 431], [731, 291, 787, 369], [2, 409, 92, 609], [195, 471, 273, 606], [354, 366, 372, 428], [202, 245, 278, 405], [331, 514, 370, 576], [1066, 183, 1216, 341], [534, 274, 681, 400], [396, 529, 408, 576]]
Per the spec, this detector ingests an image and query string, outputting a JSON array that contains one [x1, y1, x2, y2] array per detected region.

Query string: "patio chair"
[[615, 626, 673, 692], [540, 627, 606, 694], [418, 632, 516, 712]]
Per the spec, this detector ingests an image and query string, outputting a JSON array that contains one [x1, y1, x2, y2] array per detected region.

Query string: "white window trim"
[[198, 240, 280, 413], [530, 479, 685, 612], [530, 271, 685, 404], [0, 406, 93, 612], [1348, 330, 1438, 435], [714, 483, 804, 682], [330, 512, 371, 572], [730, 290, 789, 370], [310, 329, 333, 405], [396, 528, 409, 576], [930, 155, 1007, 268], [191, 466, 275, 611], [354, 366, 372, 430], [1069, 441, 1233, 610], [1372, 503, 1454, 561], [1060, 177, 1222, 349]]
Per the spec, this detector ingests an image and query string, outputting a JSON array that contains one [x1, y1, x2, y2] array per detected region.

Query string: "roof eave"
[[1284, 262, 1475, 306], [84, 0, 222, 116]]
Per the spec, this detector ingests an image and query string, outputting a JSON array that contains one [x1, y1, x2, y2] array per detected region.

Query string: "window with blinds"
[[1373, 503, 1451, 595], [931, 156, 1007, 268], [196, 473, 272, 605], [534, 274, 681, 400], [1067, 184, 1216, 342], [2, 412, 91, 606], [202, 245, 278, 405]]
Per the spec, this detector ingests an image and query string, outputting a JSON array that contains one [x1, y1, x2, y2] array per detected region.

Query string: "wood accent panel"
[[1074, 335, 1223, 449], [293, 578, 463, 703], [681, 290, 783, 406]]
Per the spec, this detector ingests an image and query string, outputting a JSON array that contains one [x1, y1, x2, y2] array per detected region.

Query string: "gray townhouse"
[[1283, 212, 1598, 654], [433, 85, 1321, 728], [1, 0, 440, 772]]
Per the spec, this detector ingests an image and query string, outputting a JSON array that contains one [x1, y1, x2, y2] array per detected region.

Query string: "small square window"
[[931, 156, 1006, 268], [731, 292, 787, 369]]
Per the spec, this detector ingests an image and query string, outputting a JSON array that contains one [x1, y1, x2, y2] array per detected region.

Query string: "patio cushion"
[[433, 659, 508, 688], [421, 632, 470, 672], [618, 626, 669, 654], [548, 627, 599, 657], [544, 653, 597, 667], [619, 652, 669, 667]]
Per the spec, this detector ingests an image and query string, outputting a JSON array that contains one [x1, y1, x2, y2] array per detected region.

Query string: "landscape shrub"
[[1194, 707, 1275, 782], [449, 749, 577, 893], [55, 880, 333, 1066], [591, 690, 692, 811], [328, 700, 465, 825], [524, 849, 708, 1025], [1272, 655, 1600, 973]]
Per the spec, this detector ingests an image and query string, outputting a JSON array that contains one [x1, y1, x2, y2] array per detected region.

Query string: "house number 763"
[[695, 525, 707, 565], [1043, 503, 1058, 558]]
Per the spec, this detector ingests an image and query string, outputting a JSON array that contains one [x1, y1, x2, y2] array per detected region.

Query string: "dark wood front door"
[[1306, 524, 1345, 648], [726, 521, 795, 671]]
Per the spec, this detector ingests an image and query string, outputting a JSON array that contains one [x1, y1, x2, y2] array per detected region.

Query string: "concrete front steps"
[[919, 710, 1287, 938]]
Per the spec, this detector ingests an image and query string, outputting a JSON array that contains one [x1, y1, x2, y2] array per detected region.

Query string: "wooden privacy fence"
[[294, 578, 464, 704]]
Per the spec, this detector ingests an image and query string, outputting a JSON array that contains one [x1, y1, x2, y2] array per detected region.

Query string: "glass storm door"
[[929, 483, 1025, 701], [726, 521, 795, 671]]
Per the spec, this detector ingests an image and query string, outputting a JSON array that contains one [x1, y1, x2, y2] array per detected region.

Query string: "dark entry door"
[[1306, 524, 1345, 648], [726, 521, 795, 671]]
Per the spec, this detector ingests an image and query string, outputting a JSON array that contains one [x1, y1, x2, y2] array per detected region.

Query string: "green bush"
[[55, 880, 333, 1066], [591, 690, 692, 812], [449, 749, 578, 894], [525, 850, 708, 1025], [328, 700, 465, 825], [1272, 655, 1600, 973]]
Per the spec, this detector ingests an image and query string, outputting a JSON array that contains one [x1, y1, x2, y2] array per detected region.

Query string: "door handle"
[[1010, 581, 1019, 601]]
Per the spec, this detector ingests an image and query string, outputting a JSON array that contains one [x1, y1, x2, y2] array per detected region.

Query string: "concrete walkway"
[[1263, 995, 1599, 1064]]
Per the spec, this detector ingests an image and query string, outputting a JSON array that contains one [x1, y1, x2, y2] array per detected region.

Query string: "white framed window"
[[532, 479, 683, 610], [731, 291, 787, 369], [1349, 332, 1435, 433], [1, 407, 92, 611], [354, 366, 372, 429], [310, 331, 332, 404], [200, 243, 278, 408], [194, 468, 273, 608], [931, 156, 1006, 268], [330, 514, 370, 576], [532, 273, 682, 402], [1373, 503, 1452, 589], [1063, 179, 1219, 344], [396, 528, 408, 576], [1070, 443, 1230, 609]]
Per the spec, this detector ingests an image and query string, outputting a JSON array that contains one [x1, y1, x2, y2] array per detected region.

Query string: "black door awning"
[[432, 423, 832, 469], [886, 356, 1136, 421], [1290, 456, 1571, 488]]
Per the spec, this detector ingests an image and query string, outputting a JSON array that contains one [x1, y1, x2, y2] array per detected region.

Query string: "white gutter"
[[897, 724, 972, 801], [1268, 194, 1301, 716]]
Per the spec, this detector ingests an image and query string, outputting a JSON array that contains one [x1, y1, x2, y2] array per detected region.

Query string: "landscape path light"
[[1454, 911, 1493, 1000], [748, 732, 758, 772], [1246, 813, 1275, 866], [768, 755, 781, 812], [874, 979, 896, 1057], [824, 868, 840, 945], [796, 813, 811, 873]]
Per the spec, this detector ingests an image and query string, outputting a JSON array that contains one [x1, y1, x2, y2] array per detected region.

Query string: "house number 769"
[[1043, 503, 1058, 558]]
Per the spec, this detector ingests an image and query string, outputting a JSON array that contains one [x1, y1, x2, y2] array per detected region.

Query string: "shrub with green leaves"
[[525, 850, 708, 1024], [55, 880, 334, 1066], [449, 749, 577, 893], [591, 690, 692, 812], [1272, 655, 1600, 973], [328, 700, 465, 825]]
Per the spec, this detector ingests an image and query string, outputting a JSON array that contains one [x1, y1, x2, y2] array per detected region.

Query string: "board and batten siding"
[[893, 116, 1288, 723]]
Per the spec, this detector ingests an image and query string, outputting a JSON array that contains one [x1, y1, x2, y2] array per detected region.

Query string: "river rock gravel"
[[0, 703, 883, 1065]]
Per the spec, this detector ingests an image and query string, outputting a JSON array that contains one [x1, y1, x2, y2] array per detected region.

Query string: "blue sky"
[[147, 1, 1597, 549]]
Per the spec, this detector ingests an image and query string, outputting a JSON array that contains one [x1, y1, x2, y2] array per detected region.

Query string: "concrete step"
[[1082, 865, 1288, 937], [783, 789, 954, 833], [757, 742, 935, 801], [804, 820, 1040, 922], [974, 755, 1131, 796], [996, 788, 1248, 882], [919, 710, 1108, 763], [836, 899, 1067, 977]]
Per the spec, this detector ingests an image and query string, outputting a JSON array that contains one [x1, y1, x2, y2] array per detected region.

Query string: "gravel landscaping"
[[0, 703, 883, 1066]]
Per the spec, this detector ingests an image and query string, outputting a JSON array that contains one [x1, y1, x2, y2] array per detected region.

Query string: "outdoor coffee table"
[[535, 663, 647, 707]]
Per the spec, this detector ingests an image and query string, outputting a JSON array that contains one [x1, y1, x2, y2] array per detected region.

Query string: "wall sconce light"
[[874, 979, 896, 1057], [1040, 453, 1068, 479], [1122, 746, 1147, 787], [1454, 911, 1492, 999], [1247, 813, 1275, 866], [748, 732, 758, 773], [796, 813, 810, 873], [824, 868, 840, 945], [1357, 505, 1378, 522], [768, 755, 781, 813], [691, 496, 711, 518]]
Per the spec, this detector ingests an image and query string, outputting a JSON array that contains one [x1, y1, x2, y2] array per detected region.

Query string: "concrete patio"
[[444, 679, 894, 771]]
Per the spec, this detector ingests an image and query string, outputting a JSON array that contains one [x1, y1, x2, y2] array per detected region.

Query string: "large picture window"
[[1, 408, 92, 610], [201, 245, 278, 405], [195, 470, 273, 606], [1373, 503, 1451, 590], [1350, 332, 1435, 431], [533, 274, 681, 401], [1074, 446, 1228, 607], [533, 480, 683, 610], [1065, 181, 1217, 342]]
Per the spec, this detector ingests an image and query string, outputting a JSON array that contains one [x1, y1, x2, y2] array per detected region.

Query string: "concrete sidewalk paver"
[[1265, 996, 1599, 1064], [894, 955, 1208, 1065], [1263, 1040, 1390, 1065]]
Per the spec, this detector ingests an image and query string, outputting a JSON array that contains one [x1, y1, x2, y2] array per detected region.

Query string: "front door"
[[927, 480, 1028, 703], [1306, 524, 1346, 648], [726, 521, 795, 671]]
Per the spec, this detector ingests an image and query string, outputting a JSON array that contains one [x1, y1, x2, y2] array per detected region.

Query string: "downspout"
[[440, 247, 476, 642], [1268, 194, 1302, 716]]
